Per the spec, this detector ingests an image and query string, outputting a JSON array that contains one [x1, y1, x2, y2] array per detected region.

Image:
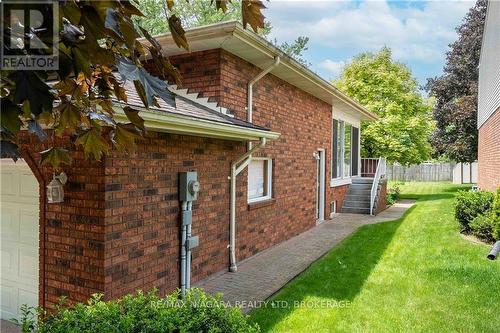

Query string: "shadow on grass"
[[400, 183, 466, 202], [400, 193, 455, 202], [250, 205, 417, 331]]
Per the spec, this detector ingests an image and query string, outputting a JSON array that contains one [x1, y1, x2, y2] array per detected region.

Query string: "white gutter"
[[112, 106, 280, 141], [229, 137, 267, 272]]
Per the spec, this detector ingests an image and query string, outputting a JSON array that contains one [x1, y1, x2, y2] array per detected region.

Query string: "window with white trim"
[[332, 119, 359, 182], [247, 158, 272, 203]]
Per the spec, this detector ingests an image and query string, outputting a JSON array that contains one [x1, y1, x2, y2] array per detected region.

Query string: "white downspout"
[[229, 138, 266, 272], [227, 56, 281, 273], [247, 56, 280, 150]]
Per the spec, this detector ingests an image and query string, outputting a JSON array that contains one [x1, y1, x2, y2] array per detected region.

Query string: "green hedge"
[[470, 214, 496, 243], [454, 190, 494, 233], [455, 187, 500, 242], [490, 187, 500, 240], [17, 289, 259, 333]]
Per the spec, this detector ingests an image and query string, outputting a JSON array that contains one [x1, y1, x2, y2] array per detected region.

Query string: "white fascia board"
[[113, 106, 280, 142]]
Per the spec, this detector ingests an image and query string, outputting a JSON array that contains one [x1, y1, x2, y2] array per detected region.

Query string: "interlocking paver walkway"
[[196, 200, 415, 311], [1, 319, 21, 333]]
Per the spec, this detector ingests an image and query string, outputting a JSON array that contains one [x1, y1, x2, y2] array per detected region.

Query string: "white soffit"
[[144, 21, 377, 122]]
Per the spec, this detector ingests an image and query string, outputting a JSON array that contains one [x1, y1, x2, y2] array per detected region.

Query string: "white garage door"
[[1, 159, 39, 321]]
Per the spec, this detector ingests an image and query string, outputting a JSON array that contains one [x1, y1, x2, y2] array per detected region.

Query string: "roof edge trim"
[[113, 105, 281, 141]]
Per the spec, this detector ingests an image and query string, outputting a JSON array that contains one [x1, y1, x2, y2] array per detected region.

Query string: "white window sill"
[[330, 177, 352, 187], [248, 195, 272, 204]]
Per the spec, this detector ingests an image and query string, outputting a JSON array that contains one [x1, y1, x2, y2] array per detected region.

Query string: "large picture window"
[[248, 158, 272, 203], [332, 119, 359, 184]]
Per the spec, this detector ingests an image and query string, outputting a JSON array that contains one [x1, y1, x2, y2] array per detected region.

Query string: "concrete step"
[[351, 177, 374, 184], [349, 183, 372, 190], [342, 206, 371, 214], [347, 188, 371, 196], [342, 200, 370, 209], [345, 193, 371, 201]]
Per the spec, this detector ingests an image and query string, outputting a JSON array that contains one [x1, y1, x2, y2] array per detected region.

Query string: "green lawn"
[[250, 182, 500, 332]]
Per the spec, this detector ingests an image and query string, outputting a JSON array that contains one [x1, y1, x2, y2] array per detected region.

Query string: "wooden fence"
[[386, 163, 454, 182], [363, 161, 478, 183]]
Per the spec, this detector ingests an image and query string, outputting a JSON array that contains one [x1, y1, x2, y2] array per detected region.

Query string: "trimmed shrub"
[[470, 214, 495, 242], [18, 289, 260, 333], [454, 190, 494, 233]]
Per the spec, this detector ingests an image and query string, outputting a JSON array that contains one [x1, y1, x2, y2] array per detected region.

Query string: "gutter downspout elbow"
[[229, 137, 267, 272], [247, 56, 280, 124]]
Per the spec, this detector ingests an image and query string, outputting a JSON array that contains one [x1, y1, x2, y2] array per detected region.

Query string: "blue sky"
[[265, 0, 474, 87]]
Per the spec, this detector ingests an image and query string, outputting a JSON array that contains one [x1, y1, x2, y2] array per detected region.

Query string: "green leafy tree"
[[0, 0, 266, 168], [135, 0, 310, 67], [275, 36, 310, 67], [136, 0, 248, 35], [425, 0, 487, 163], [336, 47, 434, 165]]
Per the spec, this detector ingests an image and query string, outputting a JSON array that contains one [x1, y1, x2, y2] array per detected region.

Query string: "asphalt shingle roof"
[[116, 81, 270, 132]]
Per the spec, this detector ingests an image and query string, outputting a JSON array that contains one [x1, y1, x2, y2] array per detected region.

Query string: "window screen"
[[351, 127, 359, 176]]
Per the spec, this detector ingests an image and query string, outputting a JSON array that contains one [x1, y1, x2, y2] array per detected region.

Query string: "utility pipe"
[[247, 56, 280, 150], [229, 138, 267, 272], [180, 201, 188, 295], [186, 201, 193, 288]]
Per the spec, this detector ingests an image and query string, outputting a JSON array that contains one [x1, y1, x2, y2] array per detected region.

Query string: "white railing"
[[370, 157, 386, 215]]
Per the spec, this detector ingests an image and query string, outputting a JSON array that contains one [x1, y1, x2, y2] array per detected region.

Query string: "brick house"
[[0, 22, 383, 321], [478, 0, 500, 192]]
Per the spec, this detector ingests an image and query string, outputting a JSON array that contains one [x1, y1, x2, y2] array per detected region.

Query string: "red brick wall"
[[102, 49, 349, 296], [149, 49, 222, 104], [103, 133, 244, 298], [332, 185, 349, 214], [218, 50, 341, 260], [17, 132, 105, 309], [104, 49, 350, 295], [478, 107, 500, 192]]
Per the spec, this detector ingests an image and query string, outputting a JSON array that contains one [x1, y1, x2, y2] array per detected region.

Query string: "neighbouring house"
[[478, 0, 500, 191], [0, 21, 385, 322]]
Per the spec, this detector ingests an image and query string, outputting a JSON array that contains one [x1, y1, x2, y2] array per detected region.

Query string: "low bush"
[[454, 190, 494, 233], [17, 289, 260, 333], [386, 184, 401, 205]]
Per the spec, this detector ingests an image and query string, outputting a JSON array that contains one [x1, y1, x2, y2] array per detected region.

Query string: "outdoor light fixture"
[[47, 172, 67, 203]]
